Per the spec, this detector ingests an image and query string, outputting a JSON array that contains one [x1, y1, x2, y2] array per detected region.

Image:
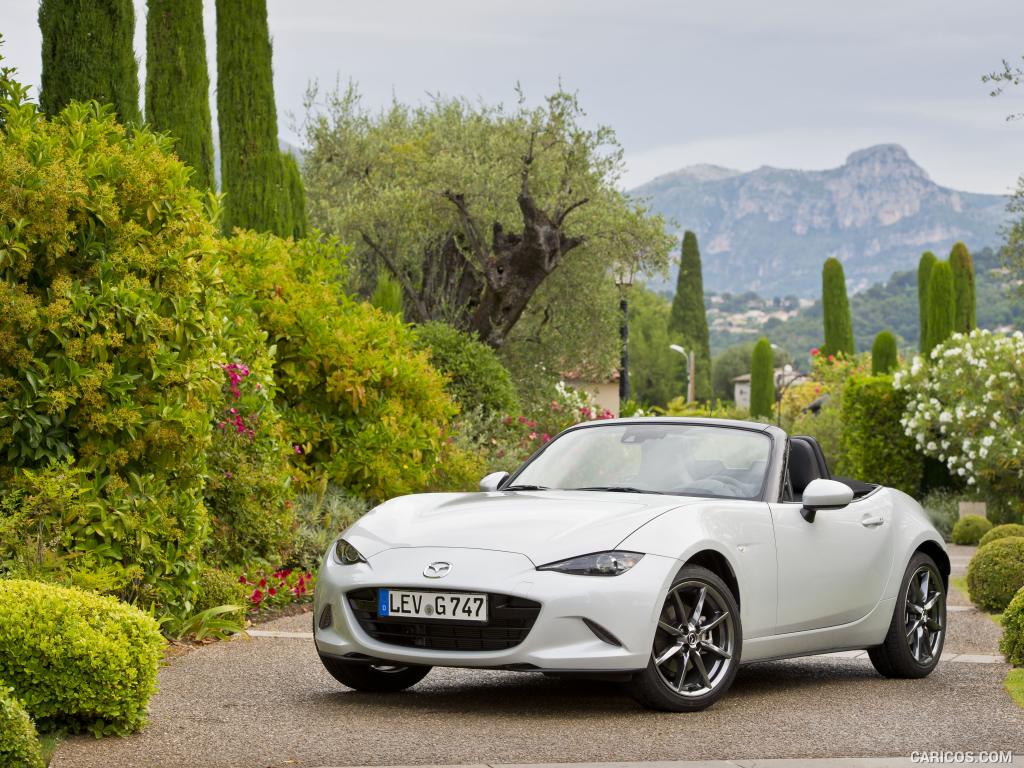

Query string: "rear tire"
[[868, 551, 946, 679], [319, 654, 431, 692], [628, 565, 742, 712]]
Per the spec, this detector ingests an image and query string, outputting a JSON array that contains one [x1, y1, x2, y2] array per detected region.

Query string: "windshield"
[[509, 423, 771, 499]]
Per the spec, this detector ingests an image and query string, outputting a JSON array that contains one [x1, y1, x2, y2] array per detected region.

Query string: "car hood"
[[343, 490, 700, 565]]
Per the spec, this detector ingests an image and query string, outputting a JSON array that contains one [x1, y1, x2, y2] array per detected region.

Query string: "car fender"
[[881, 488, 949, 601], [617, 499, 779, 640]]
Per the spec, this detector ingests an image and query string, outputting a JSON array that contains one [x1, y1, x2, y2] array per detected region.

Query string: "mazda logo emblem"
[[423, 561, 452, 578]]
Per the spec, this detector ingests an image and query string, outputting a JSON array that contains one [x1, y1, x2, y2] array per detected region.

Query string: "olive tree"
[[301, 86, 672, 367]]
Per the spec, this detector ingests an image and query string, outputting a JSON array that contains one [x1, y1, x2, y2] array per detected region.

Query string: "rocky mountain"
[[631, 144, 1008, 297]]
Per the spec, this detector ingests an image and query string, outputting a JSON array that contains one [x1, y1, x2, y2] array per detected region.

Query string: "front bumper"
[[313, 546, 679, 671]]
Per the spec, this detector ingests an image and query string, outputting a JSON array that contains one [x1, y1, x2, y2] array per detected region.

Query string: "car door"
[[768, 491, 894, 634]]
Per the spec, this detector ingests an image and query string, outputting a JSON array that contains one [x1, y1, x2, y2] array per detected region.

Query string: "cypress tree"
[[216, 0, 287, 234], [871, 330, 898, 374], [917, 251, 936, 352], [145, 0, 215, 189], [281, 153, 308, 239], [924, 261, 955, 354], [949, 242, 976, 334], [39, 0, 141, 124], [667, 231, 712, 400], [821, 257, 855, 357], [749, 338, 774, 419]]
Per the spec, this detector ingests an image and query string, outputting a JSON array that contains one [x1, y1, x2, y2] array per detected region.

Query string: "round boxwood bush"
[[965, 536, 1024, 613], [0, 687, 44, 768], [412, 321, 519, 416], [951, 514, 993, 545], [979, 523, 1024, 549], [196, 566, 249, 622], [0, 580, 165, 736], [1002, 585, 1024, 667]]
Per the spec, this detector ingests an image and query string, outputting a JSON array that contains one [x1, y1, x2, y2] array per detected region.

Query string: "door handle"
[[861, 516, 884, 528]]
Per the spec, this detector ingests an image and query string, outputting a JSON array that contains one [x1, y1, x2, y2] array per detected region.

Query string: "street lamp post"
[[614, 267, 635, 407], [669, 344, 696, 403]]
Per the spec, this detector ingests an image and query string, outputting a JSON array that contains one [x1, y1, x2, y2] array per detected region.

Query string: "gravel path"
[[54, 546, 1022, 768]]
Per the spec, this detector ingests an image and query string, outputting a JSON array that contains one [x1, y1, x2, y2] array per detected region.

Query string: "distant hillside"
[[706, 247, 1023, 364], [632, 144, 1008, 297]]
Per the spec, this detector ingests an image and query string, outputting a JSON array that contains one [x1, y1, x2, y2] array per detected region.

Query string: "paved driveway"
[[53, 549, 1023, 768]]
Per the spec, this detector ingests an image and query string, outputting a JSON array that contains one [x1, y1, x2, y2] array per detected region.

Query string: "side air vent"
[[318, 604, 333, 630]]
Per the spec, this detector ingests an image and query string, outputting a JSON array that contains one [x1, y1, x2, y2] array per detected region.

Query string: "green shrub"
[[221, 232, 466, 500], [1001, 586, 1024, 666], [0, 580, 165, 736], [749, 337, 774, 419], [979, 524, 1024, 549], [952, 514, 993, 546], [966, 537, 1024, 613], [0, 687, 44, 768], [196, 566, 248, 616], [0, 96, 227, 616], [413, 322, 519, 416], [290, 485, 370, 570], [921, 490, 960, 541], [839, 375, 922, 494]]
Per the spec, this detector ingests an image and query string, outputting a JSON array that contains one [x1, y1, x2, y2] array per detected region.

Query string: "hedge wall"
[[840, 375, 922, 494]]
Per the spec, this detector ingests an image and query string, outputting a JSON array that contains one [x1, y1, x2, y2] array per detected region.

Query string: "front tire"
[[319, 654, 431, 692], [628, 565, 742, 712], [868, 551, 946, 679]]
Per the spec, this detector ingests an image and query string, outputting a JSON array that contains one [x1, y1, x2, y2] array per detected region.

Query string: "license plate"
[[378, 589, 488, 622]]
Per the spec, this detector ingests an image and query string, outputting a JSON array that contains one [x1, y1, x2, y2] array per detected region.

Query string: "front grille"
[[346, 588, 541, 651]]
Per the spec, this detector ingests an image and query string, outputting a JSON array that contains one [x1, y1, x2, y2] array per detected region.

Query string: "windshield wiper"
[[570, 486, 664, 494], [503, 484, 549, 491]]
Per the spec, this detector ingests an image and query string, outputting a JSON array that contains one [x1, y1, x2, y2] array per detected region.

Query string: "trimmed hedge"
[[0, 687, 44, 768], [196, 566, 248, 622], [0, 580, 165, 736], [412, 321, 519, 417], [839, 375, 922, 494], [966, 537, 1024, 613], [952, 514, 993, 546], [1001, 586, 1024, 667], [979, 524, 1024, 549]]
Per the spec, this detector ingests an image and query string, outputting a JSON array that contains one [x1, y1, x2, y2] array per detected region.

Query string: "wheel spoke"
[[700, 640, 732, 659], [700, 611, 729, 633], [672, 590, 690, 626], [659, 620, 683, 637], [906, 618, 923, 638], [674, 649, 690, 689], [919, 570, 930, 603], [655, 643, 683, 667], [923, 593, 940, 611], [692, 650, 712, 688], [691, 587, 707, 625]]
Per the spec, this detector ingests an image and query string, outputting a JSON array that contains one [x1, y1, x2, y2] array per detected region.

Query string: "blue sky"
[[3, 0, 1023, 192]]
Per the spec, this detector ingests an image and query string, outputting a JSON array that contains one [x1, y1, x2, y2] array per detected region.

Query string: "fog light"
[[318, 604, 333, 630]]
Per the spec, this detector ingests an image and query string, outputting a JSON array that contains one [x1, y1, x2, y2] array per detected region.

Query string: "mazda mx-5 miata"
[[313, 418, 949, 711]]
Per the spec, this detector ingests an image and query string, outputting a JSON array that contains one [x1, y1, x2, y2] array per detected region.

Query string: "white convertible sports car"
[[314, 418, 949, 711]]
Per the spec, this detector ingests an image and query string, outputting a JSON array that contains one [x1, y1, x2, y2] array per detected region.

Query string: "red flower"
[[540, 433, 551, 444], [251, 589, 263, 605], [827, 354, 835, 363], [238, 575, 248, 585], [518, 415, 527, 424], [258, 578, 267, 588], [810, 347, 820, 357], [268, 587, 277, 597]]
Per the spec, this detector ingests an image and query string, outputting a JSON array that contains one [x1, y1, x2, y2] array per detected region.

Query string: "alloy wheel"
[[904, 564, 944, 664], [652, 579, 735, 697]]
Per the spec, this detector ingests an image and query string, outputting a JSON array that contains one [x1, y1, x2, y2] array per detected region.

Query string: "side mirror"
[[479, 471, 509, 492], [800, 478, 853, 522]]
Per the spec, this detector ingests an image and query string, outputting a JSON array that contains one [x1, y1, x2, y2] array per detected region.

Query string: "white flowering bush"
[[895, 329, 1024, 520]]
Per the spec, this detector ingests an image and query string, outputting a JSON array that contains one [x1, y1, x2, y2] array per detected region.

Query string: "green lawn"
[[1006, 669, 1024, 708]]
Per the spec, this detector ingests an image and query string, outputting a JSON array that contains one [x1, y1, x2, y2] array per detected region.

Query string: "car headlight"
[[537, 551, 644, 576], [334, 538, 366, 565]]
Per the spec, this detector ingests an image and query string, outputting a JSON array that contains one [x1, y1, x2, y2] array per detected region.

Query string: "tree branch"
[[441, 190, 489, 271], [360, 231, 429, 322]]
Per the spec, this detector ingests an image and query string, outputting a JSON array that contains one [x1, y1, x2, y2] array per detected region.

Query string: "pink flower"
[[810, 347, 820, 357], [293, 444, 303, 455], [540, 433, 551, 444], [518, 416, 527, 424]]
